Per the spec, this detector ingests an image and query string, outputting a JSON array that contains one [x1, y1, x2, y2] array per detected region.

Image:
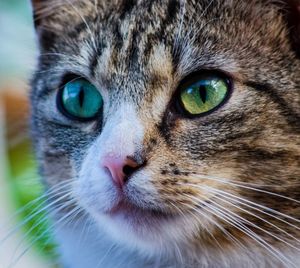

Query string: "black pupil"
[[79, 87, 85, 107], [199, 85, 207, 103]]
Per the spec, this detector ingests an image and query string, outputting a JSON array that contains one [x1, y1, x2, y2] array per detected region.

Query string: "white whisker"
[[192, 174, 300, 204], [175, 200, 247, 252], [204, 186, 300, 230], [1, 181, 73, 244], [180, 183, 300, 249], [9, 205, 81, 268], [183, 194, 297, 268], [9, 194, 75, 263], [181, 179, 300, 224], [95, 244, 116, 268]]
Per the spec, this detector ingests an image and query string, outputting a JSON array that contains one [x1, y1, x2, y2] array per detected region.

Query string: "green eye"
[[179, 74, 230, 116], [59, 78, 103, 120]]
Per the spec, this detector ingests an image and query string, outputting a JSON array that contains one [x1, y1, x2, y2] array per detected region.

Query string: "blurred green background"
[[0, 1, 57, 267]]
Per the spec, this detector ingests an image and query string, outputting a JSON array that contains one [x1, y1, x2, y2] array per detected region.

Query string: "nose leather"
[[102, 155, 140, 188]]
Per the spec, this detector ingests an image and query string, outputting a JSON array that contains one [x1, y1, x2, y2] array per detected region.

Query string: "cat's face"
[[31, 0, 300, 261]]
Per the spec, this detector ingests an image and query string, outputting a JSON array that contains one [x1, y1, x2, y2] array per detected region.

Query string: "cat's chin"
[[98, 199, 176, 234], [88, 199, 193, 254]]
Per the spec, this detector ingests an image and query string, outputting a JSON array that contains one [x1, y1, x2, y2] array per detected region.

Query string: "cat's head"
[[30, 0, 300, 262]]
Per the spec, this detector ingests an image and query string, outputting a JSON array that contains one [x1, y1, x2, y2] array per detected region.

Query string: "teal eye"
[[58, 78, 103, 120], [179, 73, 230, 116]]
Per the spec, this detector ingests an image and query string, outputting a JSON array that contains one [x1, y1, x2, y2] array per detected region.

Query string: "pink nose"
[[103, 156, 141, 188]]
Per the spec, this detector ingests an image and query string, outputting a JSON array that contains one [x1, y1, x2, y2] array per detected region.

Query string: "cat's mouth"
[[93, 197, 186, 247], [104, 198, 174, 224]]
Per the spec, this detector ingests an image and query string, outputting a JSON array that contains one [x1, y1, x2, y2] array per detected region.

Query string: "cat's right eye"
[[57, 78, 103, 121]]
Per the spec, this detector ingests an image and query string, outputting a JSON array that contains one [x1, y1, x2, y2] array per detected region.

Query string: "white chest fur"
[[54, 221, 160, 268], [54, 219, 300, 268]]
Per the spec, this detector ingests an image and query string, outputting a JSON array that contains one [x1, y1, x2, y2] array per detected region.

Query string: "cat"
[[29, 0, 300, 267]]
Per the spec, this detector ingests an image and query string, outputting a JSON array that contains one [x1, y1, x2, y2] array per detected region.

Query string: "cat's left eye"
[[178, 72, 231, 117], [57, 78, 103, 121]]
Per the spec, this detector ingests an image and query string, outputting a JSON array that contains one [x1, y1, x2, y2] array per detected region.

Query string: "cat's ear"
[[282, 0, 300, 57], [30, 0, 67, 50], [30, 0, 59, 28], [31, 0, 41, 27]]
